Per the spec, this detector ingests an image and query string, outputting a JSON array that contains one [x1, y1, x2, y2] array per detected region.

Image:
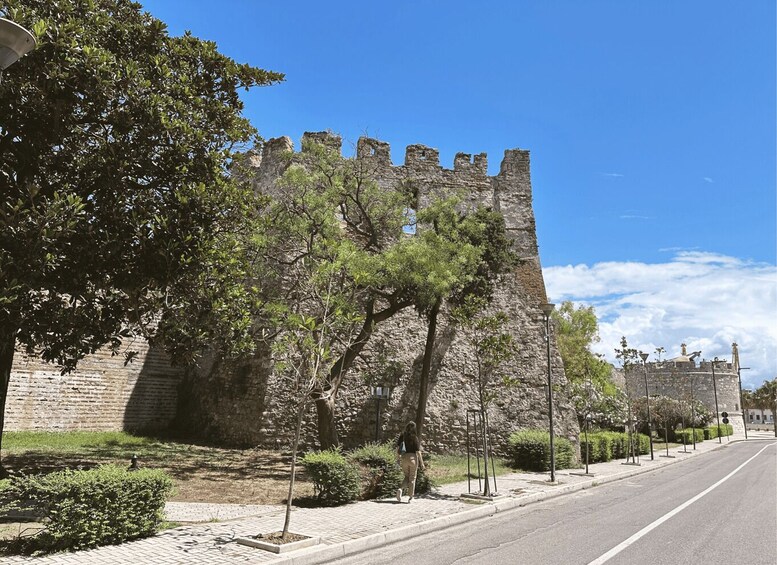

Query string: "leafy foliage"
[[507, 429, 576, 472], [0, 0, 282, 472], [580, 430, 650, 462], [301, 449, 361, 506], [348, 442, 403, 499], [554, 303, 622, 428], [0, 465, 172, 555]]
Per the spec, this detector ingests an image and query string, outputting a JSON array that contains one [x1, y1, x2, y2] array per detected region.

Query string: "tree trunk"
[[315, 395, 339, 449], [0, 330, 17, 479], [415, 300, 440, 441], [283, 400, 306, 539]]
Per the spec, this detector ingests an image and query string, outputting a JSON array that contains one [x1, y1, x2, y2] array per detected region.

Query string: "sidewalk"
[[4, 431, 774, 564]]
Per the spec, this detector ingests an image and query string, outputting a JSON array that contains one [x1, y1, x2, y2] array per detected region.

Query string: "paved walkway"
[[4, 431, 773, 564]]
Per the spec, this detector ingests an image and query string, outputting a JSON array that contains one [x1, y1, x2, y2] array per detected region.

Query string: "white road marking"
[[587, 443, 774, 565]]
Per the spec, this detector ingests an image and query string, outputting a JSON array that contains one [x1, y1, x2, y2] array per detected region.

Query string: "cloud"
[[703, 177, 714, 183], [601, 172, 624, 178], [619, 214, 652, 220], [544, 251, 777, 389]]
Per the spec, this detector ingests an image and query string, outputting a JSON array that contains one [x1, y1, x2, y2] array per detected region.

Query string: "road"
[[329, 439, 776, 565]]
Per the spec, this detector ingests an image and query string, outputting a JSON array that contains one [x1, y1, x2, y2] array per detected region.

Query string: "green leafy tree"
[[411, 202, 516, 439], [752, 378, 777, 436], [255, 140, 416, 449], [268, 263, 362, 539], [553, 302, 620, 427], [0, 0, 282, 475]]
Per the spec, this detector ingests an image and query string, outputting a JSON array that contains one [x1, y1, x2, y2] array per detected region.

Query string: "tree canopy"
[[0, 0, 282, 473]]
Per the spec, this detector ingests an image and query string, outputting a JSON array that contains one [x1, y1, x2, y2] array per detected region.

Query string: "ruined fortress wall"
[[174, 132, 580, 453], [6, 341, 183, 433], [624, 361, 744, 433]]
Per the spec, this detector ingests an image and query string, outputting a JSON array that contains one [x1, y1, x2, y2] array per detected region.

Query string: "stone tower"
[[174, 132, 580, 453]]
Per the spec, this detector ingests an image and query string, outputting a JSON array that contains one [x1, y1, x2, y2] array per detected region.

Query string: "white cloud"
[[703, 177, 714, 183], [544, 251, 777, 390], [601, 172, 624, 178]]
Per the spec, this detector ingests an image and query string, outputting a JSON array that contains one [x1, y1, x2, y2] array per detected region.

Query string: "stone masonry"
[[624, 344, 744, 433], [6, 340, 183, 433], [4, 132, 579, 455], [173, 132, 580, 454]]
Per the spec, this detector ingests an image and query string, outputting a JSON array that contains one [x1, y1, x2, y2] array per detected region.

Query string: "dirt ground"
[[2, 444, 314, 505]]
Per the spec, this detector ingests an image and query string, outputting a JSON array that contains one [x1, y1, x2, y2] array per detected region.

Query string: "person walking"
[[396, 421, 425, 503]]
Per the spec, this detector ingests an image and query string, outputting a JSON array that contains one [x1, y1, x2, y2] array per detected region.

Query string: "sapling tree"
[[452, 296, 516, 496], [268, 268, 362, 539]]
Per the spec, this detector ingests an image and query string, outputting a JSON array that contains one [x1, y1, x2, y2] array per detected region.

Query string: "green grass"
[[2, 431, 156, 453], [427, 454, 512, 485]]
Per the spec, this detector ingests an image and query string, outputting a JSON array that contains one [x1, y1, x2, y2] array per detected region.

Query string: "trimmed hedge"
[[507, 429, 576, 471], [672, 428, 705, 444], [580, 431, 650, 463], [301, 449, 361, 505], [703, 424, 732, 440], [0, 465, 172, 554]]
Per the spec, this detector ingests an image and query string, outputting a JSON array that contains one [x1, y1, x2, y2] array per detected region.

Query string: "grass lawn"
[[2, 432, 514, 504]]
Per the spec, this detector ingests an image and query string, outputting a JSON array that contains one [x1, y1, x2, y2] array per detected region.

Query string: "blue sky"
[[140, 1, 776, 388]]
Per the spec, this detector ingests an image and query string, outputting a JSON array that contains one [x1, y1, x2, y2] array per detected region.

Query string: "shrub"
[[704, 426, 719, 440], [301, 449, 361, 506], [580, 432, 612, 463], [348, 443, 403, 499], [507, 429, 576, 472], [0, 465, 172, 554], [672, 428, 705, 444]]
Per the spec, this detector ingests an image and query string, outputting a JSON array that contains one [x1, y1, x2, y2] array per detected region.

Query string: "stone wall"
[[174, 132, 580, 454], [624, 360, 744, 433], [6, 341, 183, 433]]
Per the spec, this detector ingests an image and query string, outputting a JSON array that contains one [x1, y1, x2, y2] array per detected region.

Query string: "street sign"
[[721, 412, 728, 418], [722, 418, 729, 424]]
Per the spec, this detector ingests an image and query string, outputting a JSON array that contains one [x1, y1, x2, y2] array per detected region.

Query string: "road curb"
[[273, 445, 725, 565]]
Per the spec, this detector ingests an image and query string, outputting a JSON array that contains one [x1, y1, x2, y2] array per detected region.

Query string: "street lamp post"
[[711, 358, 722, 443], [370, 385, 392, 442], [737, 366, 750, 440], [0, 17, 36, 79], [639, 352, 654, 460], [540, 303, 556, 483]]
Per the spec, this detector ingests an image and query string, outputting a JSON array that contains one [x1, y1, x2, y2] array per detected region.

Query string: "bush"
[[0, 465, 172, 554], [507, 429, 576, 472], [347, 443, 436, 498], [348, 443, 403, 499], [580, 432, 612, 463], [672, 428, 705, 444], [302, 449, 361, 506], [704, 426, 718, 440]]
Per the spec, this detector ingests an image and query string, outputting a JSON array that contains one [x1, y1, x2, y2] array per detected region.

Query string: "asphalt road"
[[329, 439, 777, 565]]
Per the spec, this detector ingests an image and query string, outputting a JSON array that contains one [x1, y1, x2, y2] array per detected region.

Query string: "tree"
[[452, 296, 516, 496], [0, 0, 282, 475], [752, 378, 777, 437], [553, 302, 620, 427], [411, 201, 516, 439], [255, 140, 415, 449], [267, 256, 362, 539]]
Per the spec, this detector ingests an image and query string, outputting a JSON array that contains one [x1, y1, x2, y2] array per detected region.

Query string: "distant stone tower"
[[624, 343, 744, 433]]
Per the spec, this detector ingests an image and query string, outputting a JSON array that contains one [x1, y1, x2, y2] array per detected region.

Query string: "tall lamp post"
[[0, 17, 36, 79], [737, 366, 750, 440], [370, 385, 392, 442], [540, 303, 556, 483], [711, 358, 722, 443], [639, 352, 654, 460]]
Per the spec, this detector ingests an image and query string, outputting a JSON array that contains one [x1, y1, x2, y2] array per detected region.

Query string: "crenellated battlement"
[[259, 131, 527, 181], [252, 131, 546, 301]]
